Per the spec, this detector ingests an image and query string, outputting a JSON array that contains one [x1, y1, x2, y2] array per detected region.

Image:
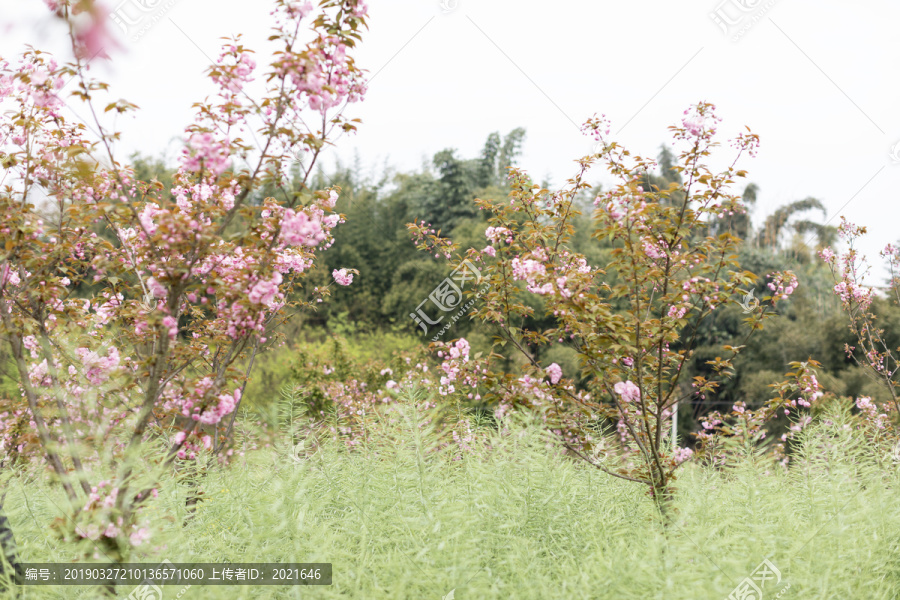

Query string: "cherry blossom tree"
[[0, 0, 367, 562], [818, 220, 900, 436], [411, 103, 800, 507]]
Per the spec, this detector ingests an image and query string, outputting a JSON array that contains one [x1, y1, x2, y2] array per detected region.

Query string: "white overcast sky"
[[2, 0, 899, 283]]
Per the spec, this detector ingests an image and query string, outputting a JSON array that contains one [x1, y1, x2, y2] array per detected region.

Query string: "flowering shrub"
[[696, 360, 824, 466], [0, 0, 367, 557], [817, 218, 900, 440], [410, 103, 800, 504], [265, 335, 500, 465]]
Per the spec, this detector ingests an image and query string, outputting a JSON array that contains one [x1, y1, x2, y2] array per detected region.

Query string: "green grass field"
[[3, 401, 899, 599]]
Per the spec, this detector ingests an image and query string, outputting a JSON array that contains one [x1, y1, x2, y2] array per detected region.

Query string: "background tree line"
[[2, 130, 895, 444]]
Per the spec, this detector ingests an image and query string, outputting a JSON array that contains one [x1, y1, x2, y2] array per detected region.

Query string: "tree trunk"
[[0, 502, 23, 593]]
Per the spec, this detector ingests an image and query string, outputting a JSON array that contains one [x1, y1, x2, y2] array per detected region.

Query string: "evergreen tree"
[[478, 131, 502, 188], [498, 127, 527, 176]]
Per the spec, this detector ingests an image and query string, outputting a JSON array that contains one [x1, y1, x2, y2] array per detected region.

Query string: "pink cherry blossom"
[[72, 3, 122, 60], [485, 226, 512, 245], [613, 380, 641, 404], [332, 268, 353, 286], [182, 132, 231, 176], [75, 346, 121, 385], [281, 209, 325, 247], [546, 363, 562, 385], [818, 248, 835, 263], [673, 447, 694, 464], [146, 277, 167, 299], [323, 190, 339, 209], [162, 316, 178, 341], [248, 272, 284, 306]]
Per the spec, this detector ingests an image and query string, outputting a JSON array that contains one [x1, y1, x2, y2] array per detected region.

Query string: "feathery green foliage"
[[1, 392, 898, 599]]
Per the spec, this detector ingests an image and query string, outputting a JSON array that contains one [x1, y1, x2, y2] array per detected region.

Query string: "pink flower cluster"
[[855, 397, 888, 429], [642, 239, 666, 260], [172, 183, 236, 212], [678, 104, 721, 141], [146, 276, 167, 299], [822, 219, 882, 327], [767, 271, 798, 301], [832, 281, 873, 309], [220, 298, 268, 340], [197, 388, 241, 426], [281, 33, 367, 114], [28, 359, 52, 387], [511, 257, 549, 294], [545, 363, 563, 385], [284, 1, 314, 19], [75, 346, 121, 386], [438, 338, 475, 396], [682, 115, 705, 137], [795, 367, 823, 407], [212, 48, 257, 94], [818, 248, 835, 263], [581, 113, 611, 144], [667, 305, 687, 319], [248, 272, 284, 307], [0, 264, 21, 288], [729, 130, 761, 158], [595, 187, 648, 225], [323, 190, 339, 209], [485, 226, 513, 245], [332, 268, 353, 286], [673, 447, 694, 464], [165, 378, 240, 431], [351, 0, 368, 17], [23, 60, 66, 112], [280, 209, 325, 247], [182, 132, 231, 176], [515, 374, 554, 405], [613, 380, 641, 404], [510, 257, 545, 278], [70, 3, 122, 61]]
